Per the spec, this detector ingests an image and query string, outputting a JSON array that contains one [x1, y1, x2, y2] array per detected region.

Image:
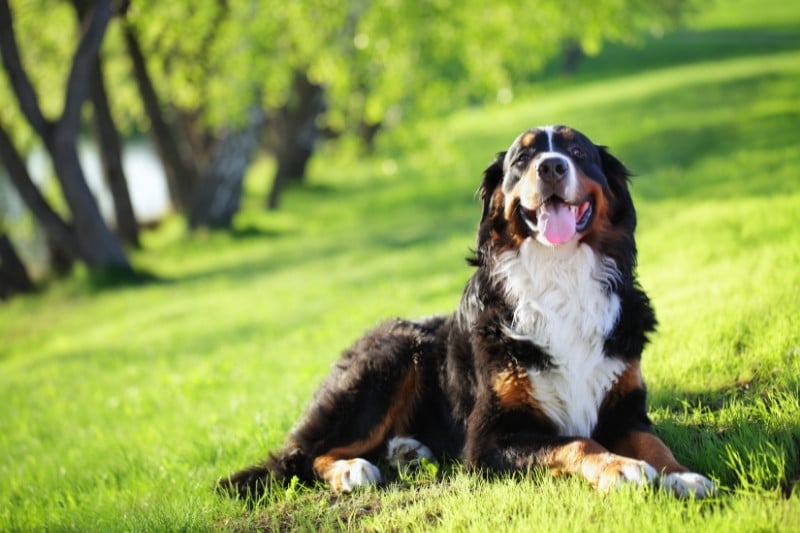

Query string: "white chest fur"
[[492, 241, 624, 437]]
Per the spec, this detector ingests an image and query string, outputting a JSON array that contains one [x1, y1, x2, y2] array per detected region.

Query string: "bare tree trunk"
[[90, 59, 140, 247], [0, 0, 130, 271], [123, 22, 197, 212], [562, 40, 585, 75], [0, 233, 34, 300], [0, 124, 82, 261], [70, 0, 140, 248], [47, 136, 130, 268], [266, 71, 325, 210], [189, 108, 265, 229]]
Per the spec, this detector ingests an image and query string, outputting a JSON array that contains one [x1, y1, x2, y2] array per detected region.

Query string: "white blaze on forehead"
[[544, 125, 555, 151]]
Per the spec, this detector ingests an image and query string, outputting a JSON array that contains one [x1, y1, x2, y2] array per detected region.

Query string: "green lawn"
[[2, 0, 799, 530]]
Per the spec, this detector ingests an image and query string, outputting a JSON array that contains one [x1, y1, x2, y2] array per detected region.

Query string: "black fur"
[[220, 126, 661, 498]]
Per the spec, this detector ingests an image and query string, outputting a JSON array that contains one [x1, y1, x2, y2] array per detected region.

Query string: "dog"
[[221, 125, 715, 499]]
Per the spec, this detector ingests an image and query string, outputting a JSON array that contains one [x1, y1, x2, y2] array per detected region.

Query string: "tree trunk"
[[0, 124, 82, 261], [0, 0, 130, 271], [358, 120, 382, 154], [71, 0, 140, 248], [266, 71, 325, 210], [90, 59, 140, 247], [0, 233, 34, 300], [562, 40, 585, 75], [189, 108, 265, 229], [123, 22, 197, 212], [46, 135, 130, 269]]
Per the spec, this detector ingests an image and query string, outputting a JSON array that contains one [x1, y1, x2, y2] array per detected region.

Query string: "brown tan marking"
[[599, 362, 688, 475], [575, 172, 631, 252], [520, 131, 536, 147], [492, 363, 542, 411], [312, 366, 420, 486], [601, 361, 643, 409], [546, 438, 655, 492], [609, 431, 688, 474], [559, 127, 576, 141], [493, 192, 527, 251]]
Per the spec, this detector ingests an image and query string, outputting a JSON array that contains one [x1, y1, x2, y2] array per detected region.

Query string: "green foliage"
[[0, 0, 79, 149], [108, 0, 740, 139], [1, 0, 799, 530]]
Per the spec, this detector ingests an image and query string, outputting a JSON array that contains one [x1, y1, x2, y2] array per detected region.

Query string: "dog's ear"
[[479, 151, 506, 223], [598, 145, 631, 192], [598, 145, 636, 231]]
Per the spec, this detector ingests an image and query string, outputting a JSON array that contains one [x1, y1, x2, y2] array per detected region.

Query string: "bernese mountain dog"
[[221, 125, 715, 499]]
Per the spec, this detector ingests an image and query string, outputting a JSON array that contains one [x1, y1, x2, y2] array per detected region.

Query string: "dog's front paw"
[[588, 454, 658, 492], [327, 458, 382, 493], [660, 471, 716, 498], [386, 436, 436, 469]]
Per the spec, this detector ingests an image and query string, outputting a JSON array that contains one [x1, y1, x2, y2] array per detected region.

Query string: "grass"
[[2, 0, 800, 530]]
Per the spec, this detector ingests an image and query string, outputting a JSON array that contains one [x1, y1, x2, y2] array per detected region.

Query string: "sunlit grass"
[[1, 0, 799, 530]]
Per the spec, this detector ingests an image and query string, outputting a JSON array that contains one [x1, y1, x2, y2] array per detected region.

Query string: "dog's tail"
[[217, 447, 314, 500]]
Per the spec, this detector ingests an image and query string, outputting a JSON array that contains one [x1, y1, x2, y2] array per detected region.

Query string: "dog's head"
[[476, 125, 637, 269]]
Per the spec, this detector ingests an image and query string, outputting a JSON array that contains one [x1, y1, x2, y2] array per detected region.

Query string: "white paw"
[[386, 436, 436, 469], [660, 472, 716, 498], [594, 457, 659, 492], [617, 460, 659, 487], [328, 459, 381, 492]]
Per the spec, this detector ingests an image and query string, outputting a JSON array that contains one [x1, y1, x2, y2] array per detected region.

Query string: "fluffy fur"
[[220, 125, 715, 499]]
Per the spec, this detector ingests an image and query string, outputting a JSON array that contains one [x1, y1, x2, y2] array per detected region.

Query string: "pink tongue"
[[539, 203, 576, 245]]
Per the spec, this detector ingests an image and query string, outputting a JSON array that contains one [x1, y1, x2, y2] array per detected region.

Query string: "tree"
[[2, 0, 695, 245], [0, 232, 34, 299], [121, 18, 198, 213], [122, 0, 262, 226], [188, 107, 265, 228], [71, 0, 141, 248], [0, 0, 130, 271], [266, 71, 325, 210]]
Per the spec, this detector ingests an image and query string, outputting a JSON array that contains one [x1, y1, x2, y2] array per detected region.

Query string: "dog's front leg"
[[543, 436, 658, 491], [464, 423, 658, 492], [608, 430, 716, 498]]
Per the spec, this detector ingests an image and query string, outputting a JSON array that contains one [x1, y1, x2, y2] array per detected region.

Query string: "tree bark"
[[90, 59, 140, 247], [266, 71, 325, 210], [71, 0, 140, 248], [46, 137, 130, 268], [0, 233, 34, 300], [123, 22, 197, 212], [0, 0, 130, 271], [0, 124, 82, 261], [189, 108, 265, 229]]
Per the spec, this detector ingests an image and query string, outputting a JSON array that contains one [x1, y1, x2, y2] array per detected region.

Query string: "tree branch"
[[59, 0, 113, 139], [0, 0, 49, 136]]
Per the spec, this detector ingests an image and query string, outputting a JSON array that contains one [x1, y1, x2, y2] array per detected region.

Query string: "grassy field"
[[2, 0, 800, 530]]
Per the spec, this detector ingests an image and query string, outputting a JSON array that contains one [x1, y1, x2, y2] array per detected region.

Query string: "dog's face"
[[479, 125, 635, 254]]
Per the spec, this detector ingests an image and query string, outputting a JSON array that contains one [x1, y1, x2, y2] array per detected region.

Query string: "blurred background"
[[2, 1, 799, 529], [1, 0, 706, 294]]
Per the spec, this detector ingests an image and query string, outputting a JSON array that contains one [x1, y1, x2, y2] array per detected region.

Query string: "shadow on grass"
[[571, 28, 800, 82], [85, 265, 163, 292], [651, 376, 800, 496], [228, 225, 285, 240]]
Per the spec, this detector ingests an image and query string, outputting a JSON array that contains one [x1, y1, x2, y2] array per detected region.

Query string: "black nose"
[[537, 157, 569, 183]]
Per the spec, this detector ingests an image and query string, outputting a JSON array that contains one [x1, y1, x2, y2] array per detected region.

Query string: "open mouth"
[[519, 197, 594, 245]]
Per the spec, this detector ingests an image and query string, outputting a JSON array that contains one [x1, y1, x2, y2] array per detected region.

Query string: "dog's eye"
[[569, 146, 586, 159], [515, 152, 532, 165]]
